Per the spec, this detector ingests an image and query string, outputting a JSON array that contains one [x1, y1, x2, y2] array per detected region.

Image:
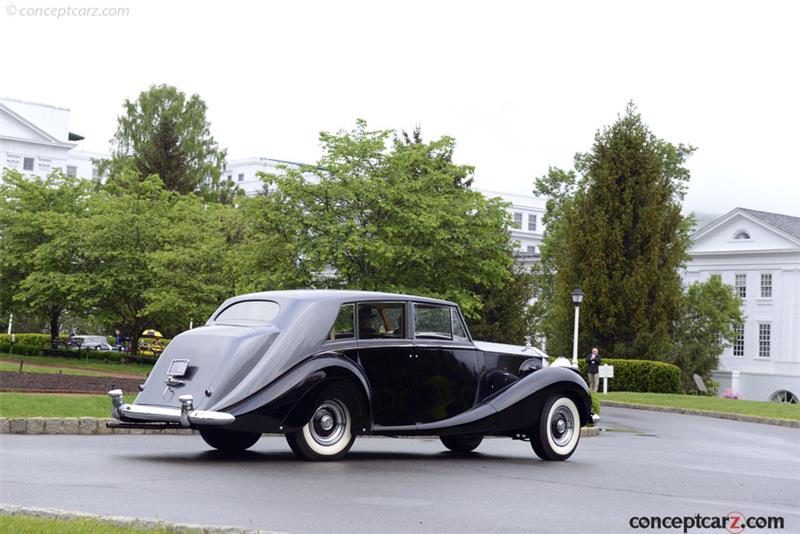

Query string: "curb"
[[0, 417, 196, 435], [0, 417, 602, 437], [600, 401, 800, 428], [581, 426, 600, 437], [0, 504, 282, 533]]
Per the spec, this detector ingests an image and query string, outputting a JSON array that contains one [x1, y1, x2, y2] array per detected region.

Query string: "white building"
[[684, 207, 800, 403], [220, 157, 308, 196], [0, 98, 105, 181], [475, 188, 547, 268]]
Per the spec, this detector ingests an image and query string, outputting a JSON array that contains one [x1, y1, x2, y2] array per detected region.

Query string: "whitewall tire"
[[531, 395, 581, 461]]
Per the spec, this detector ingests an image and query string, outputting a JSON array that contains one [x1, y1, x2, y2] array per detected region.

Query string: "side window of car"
[[451, 308, 469, 341], [329, 304, 355, 340], [357, 302, 406, 339], [414, 304, 453, 340]]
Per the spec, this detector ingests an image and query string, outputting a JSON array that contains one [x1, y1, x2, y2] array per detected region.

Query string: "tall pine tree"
[[539, 103, 695, 359]]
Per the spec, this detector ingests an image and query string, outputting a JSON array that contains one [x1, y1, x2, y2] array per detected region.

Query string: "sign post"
[[599, 364, 614, 394]]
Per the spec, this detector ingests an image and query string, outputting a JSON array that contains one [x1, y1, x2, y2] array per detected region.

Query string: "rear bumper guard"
[[108, 389, 235, 427]]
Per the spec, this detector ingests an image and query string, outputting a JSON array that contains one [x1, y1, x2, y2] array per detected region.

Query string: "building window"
[[66, 165, 77, 178], [734, 274, 746, 298], [733, 230, 751, 240], [227, 174, 232, 182], [733, 324, 744, 357], [527, 215, 537, 232], [760, 273, 772, 298], [758, 323, 771, 358], [238, 173, 244, 182], [512, 212, 522, 229], [92, 166, 100, 180], [23, 157, 35, 171], [526, 245, 536, 254]]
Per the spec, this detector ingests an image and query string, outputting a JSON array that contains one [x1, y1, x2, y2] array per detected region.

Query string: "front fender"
[[487, 366, 592, 431]]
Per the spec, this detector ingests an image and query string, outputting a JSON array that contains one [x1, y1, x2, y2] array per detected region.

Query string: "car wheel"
[[199, 427, 261, 453], [286, 388, 356, 461], [440, 434, 483, 454], [530, 395, 581, 461]]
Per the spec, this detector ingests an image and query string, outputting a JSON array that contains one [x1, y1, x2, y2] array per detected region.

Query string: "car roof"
[[229, 289, 457, 307]]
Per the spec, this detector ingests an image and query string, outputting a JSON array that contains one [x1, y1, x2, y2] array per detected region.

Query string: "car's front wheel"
[[199, 427, 261, 453], [286, 389, 356, 461], [530, 394, 581, 461], [440, 434, 483, 454]]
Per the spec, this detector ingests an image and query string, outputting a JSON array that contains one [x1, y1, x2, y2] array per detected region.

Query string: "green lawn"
[[0, 353, 152, 377], [0, 515, 182, 533], [0, 361, 114, 377], [603, 392, 800, 422], [0, 393, 114, 418]]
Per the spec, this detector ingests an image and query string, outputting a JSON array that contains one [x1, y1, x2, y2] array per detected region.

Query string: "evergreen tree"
[[537, 103, 695, 359]]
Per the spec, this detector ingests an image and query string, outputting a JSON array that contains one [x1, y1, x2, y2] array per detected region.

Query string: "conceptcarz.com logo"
[[628, 511, 785, 533]]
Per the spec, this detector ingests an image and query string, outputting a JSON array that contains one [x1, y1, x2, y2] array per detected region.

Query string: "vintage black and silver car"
[[109, 290, 592, 461]]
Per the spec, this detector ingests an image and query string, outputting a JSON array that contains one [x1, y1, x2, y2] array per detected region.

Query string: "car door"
[[354, 301, 416, 427], [412, 304, 482, 424]]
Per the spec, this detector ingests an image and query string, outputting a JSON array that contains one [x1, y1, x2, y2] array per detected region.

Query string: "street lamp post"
[[571, 289, 584, 368]]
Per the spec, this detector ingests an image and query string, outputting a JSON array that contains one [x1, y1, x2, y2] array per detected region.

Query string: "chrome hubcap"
[[320, 414, 334, 431], [550, 405, 575, 447], [309, 400, 347, 446]]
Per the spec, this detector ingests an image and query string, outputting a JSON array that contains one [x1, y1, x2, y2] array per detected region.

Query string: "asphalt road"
[[1, 407, 798, 534]]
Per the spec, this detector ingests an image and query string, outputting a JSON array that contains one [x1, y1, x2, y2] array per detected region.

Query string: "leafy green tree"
[[0, 169, 91, 338], [668, 276, 744, 391], [247, 120, 512, 318], [71, 171, 234, 353], [102, 84, 236, 201], [535, 103, 695, 359], [467, 261, 538, 344]]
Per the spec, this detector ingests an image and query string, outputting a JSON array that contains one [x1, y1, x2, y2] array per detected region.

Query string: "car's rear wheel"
[[530, 395, 581, 461], [199, 427, 261, 453], [440, 434, 483, 454], [286, 387, 357, 461]]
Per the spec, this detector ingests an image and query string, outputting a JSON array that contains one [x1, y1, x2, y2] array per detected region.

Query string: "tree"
[[102, 84, 235, 201], [71, 171, 234, 353], [247, 120, 513, 318], [669, 276, 744, 391], [467, 261, 539, 344], [0, 169, 91, 338], [535, 103, 695, 359]]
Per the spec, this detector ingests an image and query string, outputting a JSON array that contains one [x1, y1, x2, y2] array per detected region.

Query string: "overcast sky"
[[2, 0, 798, 216]]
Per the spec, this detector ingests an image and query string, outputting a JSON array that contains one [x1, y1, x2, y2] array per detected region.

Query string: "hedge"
[[0, 333, 51, 355], [578, 358, 680, 394]]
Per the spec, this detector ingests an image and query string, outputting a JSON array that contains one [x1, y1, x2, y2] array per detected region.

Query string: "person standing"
[[585, 347, 602, 392]]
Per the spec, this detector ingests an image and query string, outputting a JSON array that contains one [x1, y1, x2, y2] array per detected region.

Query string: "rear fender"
[[225, 354, 371, 433]]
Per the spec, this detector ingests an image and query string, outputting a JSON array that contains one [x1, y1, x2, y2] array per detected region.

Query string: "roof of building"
[[740, 208, 800, 240]]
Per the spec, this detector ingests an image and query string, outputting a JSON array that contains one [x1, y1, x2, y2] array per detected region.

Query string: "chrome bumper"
[[108, 389, 235, 427]]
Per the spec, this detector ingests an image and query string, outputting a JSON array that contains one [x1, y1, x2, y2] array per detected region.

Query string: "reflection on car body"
[[109, 290, 592, 461]]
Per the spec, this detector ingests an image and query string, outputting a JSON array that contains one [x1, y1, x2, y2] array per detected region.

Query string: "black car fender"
[[487, 366, 592, 431], [226, 353, 372, 432]]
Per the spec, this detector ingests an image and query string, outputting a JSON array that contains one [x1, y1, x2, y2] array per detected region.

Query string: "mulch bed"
[[0, 371, 142, 394]]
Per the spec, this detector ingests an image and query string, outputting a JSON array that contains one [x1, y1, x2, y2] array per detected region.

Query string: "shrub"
[[577, 358, 680, 394], [0, 333, 50, 355], [590, 393, 601, 415]]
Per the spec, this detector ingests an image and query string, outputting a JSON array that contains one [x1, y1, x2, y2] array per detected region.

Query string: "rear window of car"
[[214, 300, 280, 324]]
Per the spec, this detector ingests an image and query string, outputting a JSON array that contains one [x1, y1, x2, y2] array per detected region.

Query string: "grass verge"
[[0, 393, 112, 418], [603, 392, 800, 421], [0, 353, 152, 377], [0, 515, 179, 533], [0, 361, 113, 377]]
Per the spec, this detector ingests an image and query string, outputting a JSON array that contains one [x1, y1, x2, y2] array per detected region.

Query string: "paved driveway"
[[1, 406, 798, 533]]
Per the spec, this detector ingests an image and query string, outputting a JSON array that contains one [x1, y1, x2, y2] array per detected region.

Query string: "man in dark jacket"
[[585, 347, 602, 392]]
